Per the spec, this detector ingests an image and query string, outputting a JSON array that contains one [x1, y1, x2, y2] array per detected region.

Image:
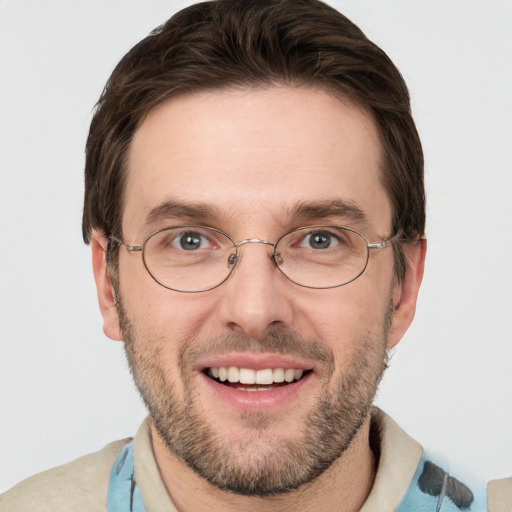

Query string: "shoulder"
[[488, 477, 512, 512], [368, 409, 491, 511], [0, 438, 130, 512]]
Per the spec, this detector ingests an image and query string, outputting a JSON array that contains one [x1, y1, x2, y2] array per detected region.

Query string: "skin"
[[91, 87, 425, 511]]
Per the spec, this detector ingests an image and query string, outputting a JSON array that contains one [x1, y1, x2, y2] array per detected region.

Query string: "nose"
[[217, 241, 294, 340]]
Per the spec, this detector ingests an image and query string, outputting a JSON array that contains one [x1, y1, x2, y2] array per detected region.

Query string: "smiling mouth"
[[205, 366, 312, 391]]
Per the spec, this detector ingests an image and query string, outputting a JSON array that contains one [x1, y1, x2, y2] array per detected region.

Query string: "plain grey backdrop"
[[1, 0, 511, 493]]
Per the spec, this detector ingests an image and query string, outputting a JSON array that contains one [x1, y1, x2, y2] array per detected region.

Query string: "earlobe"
[[387, 237, 427, 349], [91, 231, 123, 341]]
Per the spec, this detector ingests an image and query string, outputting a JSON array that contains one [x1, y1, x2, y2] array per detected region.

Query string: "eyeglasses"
[[111, 225, 398, 293]]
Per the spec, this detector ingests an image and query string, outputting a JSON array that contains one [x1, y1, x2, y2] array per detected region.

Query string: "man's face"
[[99, 87, 415, 495]]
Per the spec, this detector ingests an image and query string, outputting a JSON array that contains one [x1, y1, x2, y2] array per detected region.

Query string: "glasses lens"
[[275, 226, 369, 288], [142, 227, 234, 292]]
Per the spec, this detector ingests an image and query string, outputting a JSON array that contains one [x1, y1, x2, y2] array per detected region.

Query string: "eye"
[[172, 231, 208, 251], [302, 230, 340, 250]]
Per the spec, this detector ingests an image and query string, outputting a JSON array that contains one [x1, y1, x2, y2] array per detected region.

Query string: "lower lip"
[[198, 371, 314, 411]]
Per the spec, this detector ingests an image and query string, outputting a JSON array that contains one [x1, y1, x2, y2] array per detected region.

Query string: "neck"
[[152, 416, 376, 512]]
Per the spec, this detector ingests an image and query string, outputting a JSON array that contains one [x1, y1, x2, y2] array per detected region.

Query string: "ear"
[[91, 230, 123, 341], [387, 238, 427, 349]]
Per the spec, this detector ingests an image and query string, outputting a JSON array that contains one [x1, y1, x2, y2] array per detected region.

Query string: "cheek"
[[306, 287, 385, 329], [118, 256, 219, 344], [297, 279, 392, 355]]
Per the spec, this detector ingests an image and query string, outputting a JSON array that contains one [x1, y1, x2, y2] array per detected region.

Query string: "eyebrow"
[[143, 197, 370, 230], [287, 199, 370, 226], [144, 199, 220, 226]]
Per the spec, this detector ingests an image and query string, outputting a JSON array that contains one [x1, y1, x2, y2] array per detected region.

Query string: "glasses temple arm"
[[108, 235, 143, 252]]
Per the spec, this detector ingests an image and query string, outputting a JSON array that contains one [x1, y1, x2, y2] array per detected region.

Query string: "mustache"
[[179, 330, 335, 373]]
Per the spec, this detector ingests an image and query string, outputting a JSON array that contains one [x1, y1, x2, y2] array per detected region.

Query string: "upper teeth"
[[208, 367, 304, 385]]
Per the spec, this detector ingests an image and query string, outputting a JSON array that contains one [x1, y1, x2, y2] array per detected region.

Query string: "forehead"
[[124, 87, 391, 237]]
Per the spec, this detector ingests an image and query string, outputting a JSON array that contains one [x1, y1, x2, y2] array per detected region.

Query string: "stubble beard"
[[117, 295, 391, 496]]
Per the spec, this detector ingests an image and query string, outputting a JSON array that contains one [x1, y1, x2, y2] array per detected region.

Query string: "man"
[[1, 0, 510, 510]]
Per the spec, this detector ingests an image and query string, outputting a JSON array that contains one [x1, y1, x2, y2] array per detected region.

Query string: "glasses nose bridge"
[[229, 238, 277, 268], [234, 238, 275, 250]]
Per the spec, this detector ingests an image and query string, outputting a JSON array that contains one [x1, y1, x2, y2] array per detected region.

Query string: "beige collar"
[[361, 408, 423, 512]]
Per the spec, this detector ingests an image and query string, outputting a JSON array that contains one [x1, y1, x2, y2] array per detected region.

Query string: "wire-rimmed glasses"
[[111, 225, 398, 292]]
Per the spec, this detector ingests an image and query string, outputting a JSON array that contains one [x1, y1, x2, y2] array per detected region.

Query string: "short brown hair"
[[83, 0, 425, 280]]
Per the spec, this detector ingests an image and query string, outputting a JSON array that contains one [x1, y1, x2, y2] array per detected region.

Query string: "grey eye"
[[304, 231, 337, 249], [174, 232, 205, 251]]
